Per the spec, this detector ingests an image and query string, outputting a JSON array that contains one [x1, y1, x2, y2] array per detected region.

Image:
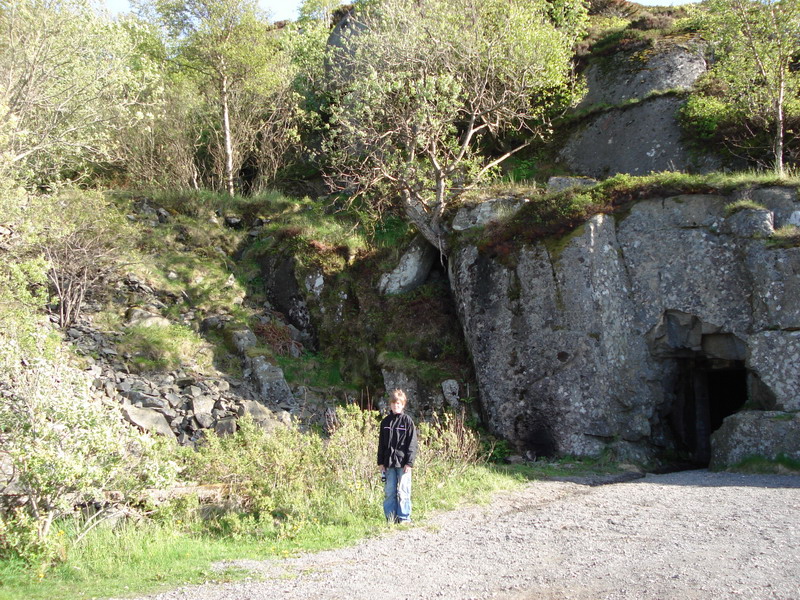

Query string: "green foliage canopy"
[[324, 0, 587, 252], [0, 0, 161, 186], [704, 0, 800, 175]]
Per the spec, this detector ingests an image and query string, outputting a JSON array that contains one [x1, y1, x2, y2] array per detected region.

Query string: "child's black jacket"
[[377, 412, 418, 468]]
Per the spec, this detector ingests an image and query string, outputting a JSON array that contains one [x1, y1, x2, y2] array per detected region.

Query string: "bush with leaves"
[[31, 191, 134, 329], [184, 404, 486, 535], [0, 330, 179, 563]]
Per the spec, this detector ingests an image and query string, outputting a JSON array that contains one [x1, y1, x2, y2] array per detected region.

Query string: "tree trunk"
[[221, 72, 235, 196], [774, 76, 785, 177], [402, 191, 449, 255]]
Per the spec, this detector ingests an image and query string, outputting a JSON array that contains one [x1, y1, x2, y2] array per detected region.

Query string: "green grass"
[[0, 463, 528, 600], [768, 225, 800, 249], [724, 198, 768, 216], [726, 453, 800, 475], [470, 171, 800, 257], [117, 323, 214, 373]]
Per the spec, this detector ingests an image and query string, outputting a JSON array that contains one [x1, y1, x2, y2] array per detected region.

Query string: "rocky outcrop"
[[577, 42, 707, 109], [560, 96, 717, 177], [450, 187, 800, 465], [378, 236, 437, 295], [560, 39, 719, 178], [710, 411, 800, 469]]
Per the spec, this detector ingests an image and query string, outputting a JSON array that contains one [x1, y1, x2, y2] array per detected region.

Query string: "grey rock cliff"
[[450, 188, 800, 465], [560, 39, 719, 178]]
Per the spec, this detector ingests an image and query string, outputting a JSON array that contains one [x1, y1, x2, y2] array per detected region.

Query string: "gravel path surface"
[[123, 470, 800, 600]]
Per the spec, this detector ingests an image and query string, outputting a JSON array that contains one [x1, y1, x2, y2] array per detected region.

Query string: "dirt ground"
[[121, 470, 800, 600]]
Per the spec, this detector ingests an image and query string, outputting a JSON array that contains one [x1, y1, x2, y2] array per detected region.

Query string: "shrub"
[[17, 191, 135, 329], [680, 94, 732, 141], [630, 12, 674, 31], [587, 0, 639, 18], [182, 404, 487, 535], [0, 330, 178, 563]]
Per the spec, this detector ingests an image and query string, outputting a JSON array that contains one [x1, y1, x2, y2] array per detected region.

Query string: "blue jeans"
[[383, 467, 412, 522]]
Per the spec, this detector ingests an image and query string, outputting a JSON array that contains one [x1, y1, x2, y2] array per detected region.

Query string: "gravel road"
[[123, 470, 800, 600]]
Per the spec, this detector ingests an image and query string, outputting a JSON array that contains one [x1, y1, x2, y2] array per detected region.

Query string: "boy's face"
[[389, 399, 404, 414]]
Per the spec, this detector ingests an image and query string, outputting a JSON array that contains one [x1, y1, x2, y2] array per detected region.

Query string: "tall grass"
[[0, 406, 525, 600]]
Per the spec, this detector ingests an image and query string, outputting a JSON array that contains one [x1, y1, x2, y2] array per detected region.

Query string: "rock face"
[[378, 236, 437, 295], [560, 96, 714, 177], [450, 187, 800, 465], [560, 39, 719, 178], [710, 411, 800, 469], [577, 43, 707, 109]]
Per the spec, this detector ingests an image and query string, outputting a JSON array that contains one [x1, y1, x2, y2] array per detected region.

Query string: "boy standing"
[[377, 389, 417, 523]]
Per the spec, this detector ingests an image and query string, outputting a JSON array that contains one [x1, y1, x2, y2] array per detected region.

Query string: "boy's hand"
[[403, 465, 412, 474]]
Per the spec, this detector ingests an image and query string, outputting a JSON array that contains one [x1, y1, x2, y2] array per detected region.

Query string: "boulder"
[[228, 328, 258, 354], [710, 411, 800, 469], [249, 356, 295, 408], [378, 236, 437, 295], [451, 198, 528, 232], [122, 405, 175, 439], [125, 307, 171, 329], [578, 42, 707, 109], [215, 417, 237, 436]]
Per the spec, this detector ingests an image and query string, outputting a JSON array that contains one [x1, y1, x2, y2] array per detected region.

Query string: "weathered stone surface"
[[237, 399, 274, 421], [191, 396, 216, 415], [451, 198, 528, 231], [194, 412, 215, 429], [450, 191, 800, 462], [560, 97, 719, 178], [249, 356, 295, 407], [378, 236, 437, 295], [441, 379, 461, 410], [746, 245, 800, 331], [381, 369, 449, 418], [215, 417, 237, 436], [260, 254, 317, 350], [748, 332, 800, 411], [122, 405, 175, 438], [710, 411, 800, 469], [125, 307, 171, 328], [722, 208, 774, 239], [736, 187, 799, 228], [546, 177, 598, 193], [229, 328, 257, 353], [578, 43, 707, 109]]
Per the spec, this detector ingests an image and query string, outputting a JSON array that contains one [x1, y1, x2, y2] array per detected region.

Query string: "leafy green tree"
[[0, 0, 158, 186], [706, 0, 800, 176], [324, 0, 587, 252], [298, 0, 342, 23], [136, 0, 299, 194], [0, 188, 177, 560]]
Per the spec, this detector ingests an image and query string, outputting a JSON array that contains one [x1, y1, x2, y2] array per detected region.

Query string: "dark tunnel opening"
[[670, 358, 748, 466]]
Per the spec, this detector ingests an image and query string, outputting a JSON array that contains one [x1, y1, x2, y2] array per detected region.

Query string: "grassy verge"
[[0, 463, 532, 600]]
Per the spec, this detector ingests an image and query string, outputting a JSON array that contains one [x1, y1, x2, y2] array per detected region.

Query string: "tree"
[[136, 0, 299, 194], [0, 0, 158, 186], [706, 0, 800, 176], [324, 0, 587, 252]]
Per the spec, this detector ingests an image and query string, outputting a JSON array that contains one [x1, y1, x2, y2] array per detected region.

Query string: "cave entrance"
[[648, 311, 751, 467], [670, 358, 748, 466]]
